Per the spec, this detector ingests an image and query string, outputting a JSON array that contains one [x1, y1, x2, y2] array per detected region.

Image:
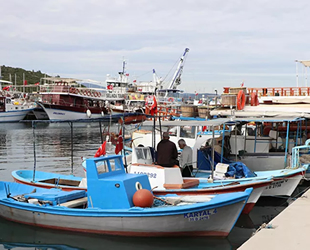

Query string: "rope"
[[153, 196, 174, 205], [252, 222, 274, 236], [252, 181, 310, 237]]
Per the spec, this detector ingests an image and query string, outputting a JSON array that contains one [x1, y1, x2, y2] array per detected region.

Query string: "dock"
[[238, 188, 310, 249]]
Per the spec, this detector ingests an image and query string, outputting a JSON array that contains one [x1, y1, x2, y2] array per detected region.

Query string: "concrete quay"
[[238, 188, 310, 250]]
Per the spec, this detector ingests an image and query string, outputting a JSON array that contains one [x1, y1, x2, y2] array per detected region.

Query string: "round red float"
[[132, 189, 154, 208]]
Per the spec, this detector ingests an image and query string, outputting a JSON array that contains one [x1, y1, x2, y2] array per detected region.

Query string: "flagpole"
[[122, 114, 127, 172], [23, 73, 25, 93], [295, 60, 299, 87]]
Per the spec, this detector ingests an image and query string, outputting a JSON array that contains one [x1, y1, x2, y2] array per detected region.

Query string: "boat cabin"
[[156, 89, 183, 105], [86, 155, 151, 209], [132, 119, 230, 169], [128, 146, 199, 190]]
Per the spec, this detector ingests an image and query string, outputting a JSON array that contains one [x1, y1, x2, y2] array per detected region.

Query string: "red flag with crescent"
[[115, 128, 123, 154]]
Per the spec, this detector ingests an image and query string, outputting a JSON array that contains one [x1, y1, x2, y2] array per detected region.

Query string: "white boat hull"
[[244, 185, 265, 212], [0, 201, 246, 237], [0, 109, 33, 122], [261, 174, 303, 197], [43, 107, 104, 120]]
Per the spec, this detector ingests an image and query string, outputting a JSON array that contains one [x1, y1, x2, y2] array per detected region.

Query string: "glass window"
[[135, 148, 151, 160], [96, 160, 109, 174]]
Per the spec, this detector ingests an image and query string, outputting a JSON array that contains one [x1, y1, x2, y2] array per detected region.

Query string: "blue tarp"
[[197, 147, 232, 170], [225, 162, 256, 178], [197, 148, 256, 178]]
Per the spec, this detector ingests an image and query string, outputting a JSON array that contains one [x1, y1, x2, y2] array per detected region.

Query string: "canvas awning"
[[298, 60, 310, 67], [141, 118, 231, 127]]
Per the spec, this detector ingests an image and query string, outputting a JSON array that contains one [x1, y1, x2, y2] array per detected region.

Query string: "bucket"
[[198, 106, 210, 119], [181, 105, 198, 117]]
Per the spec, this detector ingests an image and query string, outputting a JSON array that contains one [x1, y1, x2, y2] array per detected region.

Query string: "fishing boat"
[[105, 61, 146, 115], [127, 145, 272, 214], [131, 117, 308, 198], [0, 80, 35, 122], [11, 158, 271, 215], [2, 155, 252, 237]]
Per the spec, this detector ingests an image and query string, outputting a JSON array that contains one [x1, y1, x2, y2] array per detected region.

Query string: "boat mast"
[[120, 59, 127, 83], [153, 69, 162, 89]]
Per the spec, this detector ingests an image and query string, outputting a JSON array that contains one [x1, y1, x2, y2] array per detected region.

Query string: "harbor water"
[[0, 122, 308, 250]]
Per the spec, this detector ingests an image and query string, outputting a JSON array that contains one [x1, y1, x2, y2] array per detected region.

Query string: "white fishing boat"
[[0, 80, 34, 122], [131, 117, 308, 198]]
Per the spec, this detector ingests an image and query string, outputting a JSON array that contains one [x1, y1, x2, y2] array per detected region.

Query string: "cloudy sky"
[[1, 0, 310, 93]]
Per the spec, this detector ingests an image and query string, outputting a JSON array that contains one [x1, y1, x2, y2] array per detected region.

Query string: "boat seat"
[[163, 179, 199, 189], [214, 163, 229, 179], [60, 197, 88, 208]]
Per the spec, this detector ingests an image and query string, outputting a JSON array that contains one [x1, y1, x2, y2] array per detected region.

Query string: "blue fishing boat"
[[2, 155, 252, 237]]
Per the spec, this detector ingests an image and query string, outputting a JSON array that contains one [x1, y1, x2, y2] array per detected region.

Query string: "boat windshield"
[[166, 125, 195, 139], [95, 158, 123, 174], [135, 147, 152, 161]]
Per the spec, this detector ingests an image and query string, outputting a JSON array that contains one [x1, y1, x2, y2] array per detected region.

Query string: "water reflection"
[[0, 217, 234, 250], [0, 201, 294, 250], [0, 122, 119, 181]]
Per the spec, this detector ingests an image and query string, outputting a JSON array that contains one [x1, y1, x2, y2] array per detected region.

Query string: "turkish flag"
[[107, 85, 113, 90], [94, 141, 107, 157], [24, 80, 28, 85], [150, 95, 157, 116], [3, 85, 11, 91], [34, 82, 40, 85], [115, 128, 123, 154]]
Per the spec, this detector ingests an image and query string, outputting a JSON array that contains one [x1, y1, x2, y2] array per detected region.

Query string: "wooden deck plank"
[[60, 197, 88, 208]]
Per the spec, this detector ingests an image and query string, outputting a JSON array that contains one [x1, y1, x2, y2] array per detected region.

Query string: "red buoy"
[[133, 189, 154, 208]]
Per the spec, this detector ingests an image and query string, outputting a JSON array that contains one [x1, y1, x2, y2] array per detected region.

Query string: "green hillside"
[[0, 65, 50, 85]]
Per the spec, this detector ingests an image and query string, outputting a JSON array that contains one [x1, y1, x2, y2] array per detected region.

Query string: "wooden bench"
[[60, 197, 88, 208]]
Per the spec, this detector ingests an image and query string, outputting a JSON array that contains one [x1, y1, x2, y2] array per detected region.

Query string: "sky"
[[1, 0, 310, 93]]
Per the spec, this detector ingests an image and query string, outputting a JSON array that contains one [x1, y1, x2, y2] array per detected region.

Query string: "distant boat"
[[0, 80, 34, 122], [0, 96, 34, 122], [37, 77, 108, 121], [3, 155, 252, 237]]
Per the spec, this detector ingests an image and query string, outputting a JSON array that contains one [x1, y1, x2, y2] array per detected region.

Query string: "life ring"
[[251, 92, 259, 106], [167, 97, 174, 102], [87, 91, 91, 96], [69, 87, 75, 93], [75, 89, 79, 94], [237, 90, 246, 110], [98, 92, 101, 97]]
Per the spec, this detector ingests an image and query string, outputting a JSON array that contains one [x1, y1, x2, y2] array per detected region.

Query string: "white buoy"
[[207, 176, 214, 183], [86, 109, 91, 118], [101, 111, 104, 117]]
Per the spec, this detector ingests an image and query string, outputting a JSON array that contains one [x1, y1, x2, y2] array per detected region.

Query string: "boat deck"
[[238, 187, 310, 249]]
